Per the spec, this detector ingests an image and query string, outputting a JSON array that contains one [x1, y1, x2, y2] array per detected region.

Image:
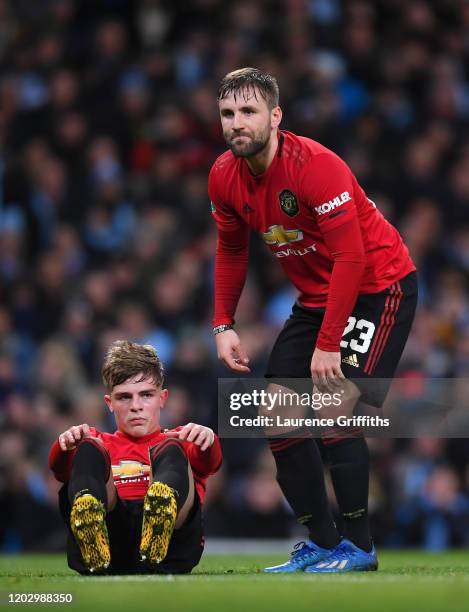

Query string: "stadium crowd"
[[0, 0, 468, 552]]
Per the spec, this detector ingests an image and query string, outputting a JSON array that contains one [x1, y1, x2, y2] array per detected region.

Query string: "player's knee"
[[76, 436, 110, 457], [319, 387, 359, 421], [318, 403, 339, 421], [74, 437, 111, 478], [77, 435, 104, 448], [258, 401, 273, 420], [150, 439, 188, 468]]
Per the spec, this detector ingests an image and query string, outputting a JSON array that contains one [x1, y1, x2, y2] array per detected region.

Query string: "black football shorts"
[[59, 484, 204, 575], [266, 272, 418, 407]]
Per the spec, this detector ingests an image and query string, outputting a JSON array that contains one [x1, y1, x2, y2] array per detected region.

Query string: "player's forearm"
[[317, 219, 366, 351], [316, 260, 365, 351], [213, 230, 249, 326], [48, 439, 76, 482]]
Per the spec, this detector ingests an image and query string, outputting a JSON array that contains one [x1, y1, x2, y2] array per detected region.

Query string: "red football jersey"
[[49, 427, 222, 504], [209, 130, 415, 350]]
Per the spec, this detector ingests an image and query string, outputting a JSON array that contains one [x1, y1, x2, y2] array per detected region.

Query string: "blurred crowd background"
[[0, 0, 468, 553]]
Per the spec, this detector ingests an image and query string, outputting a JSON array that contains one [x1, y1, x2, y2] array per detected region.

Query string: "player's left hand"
[[311, 348, 345, 392], [170, 423, 215, 451]]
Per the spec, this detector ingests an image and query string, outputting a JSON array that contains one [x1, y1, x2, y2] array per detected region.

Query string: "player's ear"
[[271, 106, 282, 129], [104, 394, 113, 413], [159, 388, 169, 407]]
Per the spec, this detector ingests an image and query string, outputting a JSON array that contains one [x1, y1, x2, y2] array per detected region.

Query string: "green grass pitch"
[[1, 552, 469, 612]]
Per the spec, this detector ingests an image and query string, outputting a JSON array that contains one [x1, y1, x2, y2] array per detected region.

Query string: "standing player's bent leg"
[[318, 381, 372, 553], [318, 272, 418, 558], [140, 440, 194, 565], [68, 438, 115, 573], [263, 384, 340, 552], [323, 436, 371, 552]]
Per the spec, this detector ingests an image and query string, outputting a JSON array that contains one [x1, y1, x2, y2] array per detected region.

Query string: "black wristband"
[[213, 324, 234, 335]]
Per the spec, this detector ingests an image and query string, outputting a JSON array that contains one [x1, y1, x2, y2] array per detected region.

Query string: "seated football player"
[[48, 340, 222, 575]]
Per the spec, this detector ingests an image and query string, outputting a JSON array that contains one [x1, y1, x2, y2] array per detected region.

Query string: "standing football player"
[[49, 340, 221, 574], [209, 68, 417, 572]]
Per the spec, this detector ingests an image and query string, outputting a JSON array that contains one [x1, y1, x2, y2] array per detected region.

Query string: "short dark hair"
[[218, 67, 279, 110], [102, 340, 164, 391]]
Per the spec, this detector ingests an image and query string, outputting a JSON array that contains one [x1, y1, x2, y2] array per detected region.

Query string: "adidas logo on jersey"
[[315, 191, 351, 215], [342, 353, 359, 367]]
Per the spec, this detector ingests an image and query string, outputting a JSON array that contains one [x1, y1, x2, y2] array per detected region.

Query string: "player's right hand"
[[58, 424, 91, 451], [215, 329, 251, 373]]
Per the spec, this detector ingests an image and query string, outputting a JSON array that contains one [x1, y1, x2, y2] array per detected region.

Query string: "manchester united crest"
[[278, 189, 299, 217]]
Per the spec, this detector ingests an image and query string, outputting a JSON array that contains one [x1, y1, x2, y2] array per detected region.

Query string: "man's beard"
[[225, 127, 270, 158]]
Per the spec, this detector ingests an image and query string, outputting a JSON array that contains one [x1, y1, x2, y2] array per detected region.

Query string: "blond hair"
[[102, 340, 164, 391]]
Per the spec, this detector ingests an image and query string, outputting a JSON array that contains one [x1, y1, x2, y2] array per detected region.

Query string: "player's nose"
[[130, 397, 144, 410], [232, 112, 245, 130]]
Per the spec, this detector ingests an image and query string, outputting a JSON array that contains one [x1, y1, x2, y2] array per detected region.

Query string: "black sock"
[[68, 439, 110, 507], [324, 436, 371, 552], [269, 437, 340, 549], [149, 441, 190, 512]]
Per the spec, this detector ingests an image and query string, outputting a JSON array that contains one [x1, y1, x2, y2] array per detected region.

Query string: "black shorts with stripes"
[[266, 272, 418, 407]]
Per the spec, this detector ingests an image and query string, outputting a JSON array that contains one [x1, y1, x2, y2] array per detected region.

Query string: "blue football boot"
[[305, 538, 378, 573], [263, 540, 334, 573]]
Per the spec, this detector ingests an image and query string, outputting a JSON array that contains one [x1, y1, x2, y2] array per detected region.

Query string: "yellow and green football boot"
[[70, 493, 110, 573], [139, 481, 177, 566]]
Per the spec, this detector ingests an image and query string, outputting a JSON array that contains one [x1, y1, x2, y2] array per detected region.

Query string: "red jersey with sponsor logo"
[[209, 130, 415, 350], [48, 426, 222, 504]]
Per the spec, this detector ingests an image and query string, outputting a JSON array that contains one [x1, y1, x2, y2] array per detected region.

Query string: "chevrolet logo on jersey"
[[112, 460, 151, 479], [262, 225, 304, 247]]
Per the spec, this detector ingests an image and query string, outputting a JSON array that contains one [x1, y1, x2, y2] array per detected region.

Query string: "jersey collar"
[[115, 428, 162, 443]]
